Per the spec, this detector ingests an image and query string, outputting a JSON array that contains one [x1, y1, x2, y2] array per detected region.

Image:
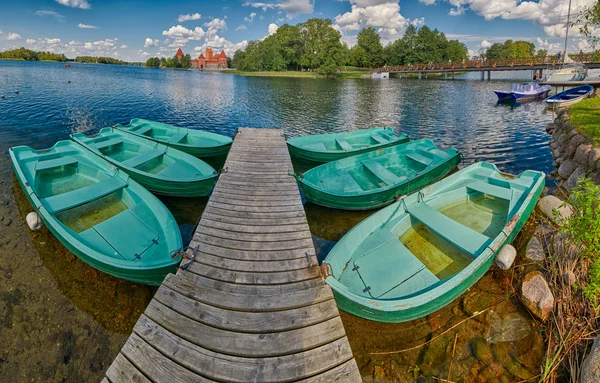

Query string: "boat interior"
[[13, 143, 166, 262], [336, 171, 534, 300], [300, 129, 399, 152], [309, 144, 452, 193], [124, 120, 226, 148], [552, 88, 592, 100]]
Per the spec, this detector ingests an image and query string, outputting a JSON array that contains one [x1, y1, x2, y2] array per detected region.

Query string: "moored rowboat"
[[10, 141, 183, 285], [322, 162, 545, 322], [116, 118, 232, 158], [287, 127, 409, 163], [72, 128, 218, 197], [296, 139, 460, 210], [545, 84, 593, 109]]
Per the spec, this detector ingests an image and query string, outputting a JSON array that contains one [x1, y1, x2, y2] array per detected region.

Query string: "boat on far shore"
[[494, 83, 551, 102], [372, 71, 389, 79], [545, 84, 593, 109]]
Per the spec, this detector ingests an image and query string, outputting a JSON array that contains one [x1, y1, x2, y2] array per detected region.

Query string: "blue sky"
[[0, 0, 595, 62]]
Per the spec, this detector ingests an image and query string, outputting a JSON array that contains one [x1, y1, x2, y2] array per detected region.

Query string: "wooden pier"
[[103, 128, 361, 383]]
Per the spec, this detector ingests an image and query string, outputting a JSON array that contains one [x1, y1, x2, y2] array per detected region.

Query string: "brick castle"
[[175, 47, 227, 70]]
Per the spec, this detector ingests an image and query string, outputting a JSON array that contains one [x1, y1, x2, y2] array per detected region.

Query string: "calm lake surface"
[[0, 61, 561, 382]]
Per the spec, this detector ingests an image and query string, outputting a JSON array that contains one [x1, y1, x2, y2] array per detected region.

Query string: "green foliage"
[[485, 40, 535, 59], [574, 0, 600, 47], [568, 96, 600, 145], [356, 27, 383, 68], [0, 47, 67, 61], [145, 57, 161, 68], [536, 49, 548, 57], [146, 53, 191, 69], [75, 56, 126, 64], [559, 178, 600, 301]]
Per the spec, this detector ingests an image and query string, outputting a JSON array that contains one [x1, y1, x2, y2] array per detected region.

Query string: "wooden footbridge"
[[103, 128, 361, 383]]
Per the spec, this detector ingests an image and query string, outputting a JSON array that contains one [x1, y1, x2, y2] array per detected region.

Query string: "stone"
[[575, 144, 593, 166], [565, 134, 586, 158], [1, 216, 12, 226], [546, 123, 555, 134], [552, 148, 561, 159], [538, 195, 573, 223], [558, 159, 579, 179], [525, 237, 545, 262], [471, 336, 493, 362], [553, 233, 580, 260], [26, 212, 43, 231], [563, 166, 587, 192], [581, 336, 600, 383], [495, 245, 516, 270], [563, 271, 576, 285], [589, 148, 600, 169], [521, 271, 554, 321], [589, 171, 600, 186], [485, 311, 531, 343]]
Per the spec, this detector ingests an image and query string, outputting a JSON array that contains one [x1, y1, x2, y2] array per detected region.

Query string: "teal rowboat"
[[322, 162, 545, 322], [287, 127, 409, 163], [72, 128, 218, 197], [297, 139, 461, 210], [9, 141, 183, 285], [116, 118, 232, 158]]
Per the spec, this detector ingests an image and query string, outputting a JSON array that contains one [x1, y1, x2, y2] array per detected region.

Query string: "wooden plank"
[[163, 273, 333, 311], [144, 301, 348, 358], [184, 262, 320, 284], [211, 186, 300, 197], [121, 334, 210, 382], [200, 218, 310, 234], [217, 178, 296, 187], [207, 201, 304, 213], [208, 196, 302, 208], [198, 225, 311, 242], [188, 241, 313, 261], [203, 206, 305, 219], [134, 315, 355, 383], [215, 180, 298, 191], [296, 359, 363, 383], [153, 286, 338, 332], [193, 251, 310, 272], [210, 190, 300, 202], [200, 212, 308, 226], [218, 173, 295, 181], [105, 353, 151, 383], [193, 233, 314, 251]]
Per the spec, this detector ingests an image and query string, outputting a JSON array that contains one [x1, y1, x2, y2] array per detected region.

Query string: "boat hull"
[[545, 84, 593, 109]]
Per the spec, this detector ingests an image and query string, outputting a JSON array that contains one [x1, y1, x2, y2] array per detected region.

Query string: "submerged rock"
[[525, 237, 545, 263], [521, 271, 554, 321], [581, 336, 600, 383], [538, 196, 572, 224], [485, 311, 531, 343], [564, 166, 587, 192], [495, 245, 516, 270], [558, 159, 578, 179], [471, 336, 493, 362]]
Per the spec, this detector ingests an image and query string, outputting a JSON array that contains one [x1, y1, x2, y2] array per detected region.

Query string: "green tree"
[[444, 40, 468, 62], [349, 45, 367, 67], [298, 18, 343, 74], [486, 43, 506, 59], [356, 27, 383, 68], [536, 49, 548, 57], [274, 24, 303, 70], [574, 0, 600, 46]]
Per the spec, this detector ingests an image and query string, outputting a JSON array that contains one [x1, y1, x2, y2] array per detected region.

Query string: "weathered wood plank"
[[144, 301, 348, 358], [200, 212, 308, 227], [193, 251, 310, 272], [296, 359, 363, 383], [188, 240, 313, 261], [134, 315, 355, 383], [198, 225, 311, 242], [210, 190, 300, 202], [208, 196, 302, 208], [163, 273, 333, 311], [207, 201, 304, 213], [212, 186, 300, 197], [105, 353, 151, 383], [201, 218, 309, 234], [184, 262, 320, 284], [193, 233, 314, 251], [203, 205, 305, 219], [215, 181, 298, 191]]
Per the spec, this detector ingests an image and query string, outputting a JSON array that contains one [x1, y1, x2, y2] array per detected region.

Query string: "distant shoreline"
[[227, 70, 370, 79]]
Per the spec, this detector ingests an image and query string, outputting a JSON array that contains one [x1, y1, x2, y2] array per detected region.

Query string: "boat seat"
[[94, 138, 124, 150], [122, 149, 164, 169], [133, 126, 153, 136], [406, 202, 491, 257], [353, 235, 439, 298], [35, 157, 78, 172], [335, 138, 354, 152], [320, 174, 362, 193], [168, 131, 188, 144], [371, 134, 388, 144], [405, 152, 433, 166], [467, 181, 512, 201], [380, 132, 396, 141], [362, 160, 405, 186], [42, 177, 127, 214]]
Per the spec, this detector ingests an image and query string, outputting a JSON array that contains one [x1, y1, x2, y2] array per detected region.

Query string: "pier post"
[[425, 72, 428, 79], [487, 71, 491, 80], [452, 72, 455, 79], [444, 72, 447, 79], [418, 72, 422, 79], [539, 69, 543, 79], [481, 71, 484, 81]]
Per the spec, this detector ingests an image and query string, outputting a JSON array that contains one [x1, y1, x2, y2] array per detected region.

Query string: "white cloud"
[[194, 35, 248, 57], [161, 25, 206, 46], [419, 0, 437, 4], [335, 2, 413, 42], [204, 18, 227, 33], [0, 31, 2, 35], [244, 12, 257, 23], [35, 10, 65, 22], [243, 0, 314, 18], [536, 37, 561, 52], [236, 25, 248, 31], [78, 23, 97, 29], [55, 0, 90, 10], [144, 38, 159, 48], [26, 39, 36, 44], [268, 23, 278, 35], [178, 13, 201, 23], [480, 39, 492, 48], [6, 33, 21, 41], [120, 44, 128, 49]]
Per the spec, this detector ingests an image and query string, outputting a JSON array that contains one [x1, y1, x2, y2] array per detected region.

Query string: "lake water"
[[0, 61, 561, 381]]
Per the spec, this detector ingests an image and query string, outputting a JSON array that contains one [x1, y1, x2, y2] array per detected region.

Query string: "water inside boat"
[[56, 191, 127, 233], [98, 141, 171, 174]]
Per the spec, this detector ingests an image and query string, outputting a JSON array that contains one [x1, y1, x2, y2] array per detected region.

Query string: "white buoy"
[[495, 244, 517, 270], [26, 212, 43, 231], [15, 90, 19, 94]]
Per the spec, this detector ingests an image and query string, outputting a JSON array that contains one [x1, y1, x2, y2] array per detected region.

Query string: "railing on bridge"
[[379, 53, 600, 72]]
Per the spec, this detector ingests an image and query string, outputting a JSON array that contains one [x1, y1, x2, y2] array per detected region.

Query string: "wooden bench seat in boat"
[[167, 131, 187, 144], [406, 202, 491, 256], [122, 149, 164, 169], [132, 126, 153, 136], [370, 134, 388, 144], [362, 160, 405, 186], [353, 234, 439, 298], [405, 152, 433, 166], [467, 181, 512, 201], [94, 138, 124, 150], [335, 138, 354, 152], [321, 174, 362, 193], [302, 142, 328, 151], [35, 157, 78, 172], [42, 177, 128, 214]]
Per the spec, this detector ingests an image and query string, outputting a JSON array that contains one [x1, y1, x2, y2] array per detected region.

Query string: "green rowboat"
[[116, 118, 232, 158], [322, 162, 545, 322], [297, 139, 461, 210], [287, 127, 409, 163], [10, 141, 183, 286], [72, 128, 218, 197]]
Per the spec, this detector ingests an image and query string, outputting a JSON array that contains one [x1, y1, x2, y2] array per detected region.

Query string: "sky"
[[0, 0, 596, 62]]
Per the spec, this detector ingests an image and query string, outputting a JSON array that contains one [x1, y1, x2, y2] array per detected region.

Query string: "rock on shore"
[[521, 271, 554, 321], [581, 336, 600, 383], [538, 196, 572, 224]]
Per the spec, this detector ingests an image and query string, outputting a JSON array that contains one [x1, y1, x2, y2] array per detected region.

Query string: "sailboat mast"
[[563, 0, 572, 65]]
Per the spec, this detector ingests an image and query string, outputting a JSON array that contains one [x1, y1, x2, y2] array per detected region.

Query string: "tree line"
[[145, 54, 192, 69], [74, 56, 126, 64], [0, 48, 67, 62]]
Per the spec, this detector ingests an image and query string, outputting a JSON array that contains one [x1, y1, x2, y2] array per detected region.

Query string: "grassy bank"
[[568, 96, 600, 145], [228, 70, 368, 79]]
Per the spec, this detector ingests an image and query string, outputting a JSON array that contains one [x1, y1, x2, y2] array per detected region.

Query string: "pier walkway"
[[103, 128, 361, 383]]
